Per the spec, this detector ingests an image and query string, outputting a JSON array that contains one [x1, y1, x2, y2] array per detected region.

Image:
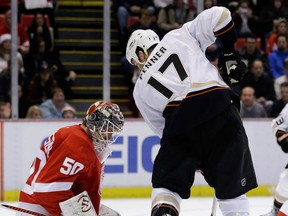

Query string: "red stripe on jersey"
[[185, 87, 229, 99]]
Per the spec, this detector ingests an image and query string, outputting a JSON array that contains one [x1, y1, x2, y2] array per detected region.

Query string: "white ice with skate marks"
[[0, 197, 274, 216]]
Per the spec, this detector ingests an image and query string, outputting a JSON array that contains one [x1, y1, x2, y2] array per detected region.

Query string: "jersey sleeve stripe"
[[214, 20, 234, 37], [34, 182, 73, 192], [23, 182, 73, 194], [185, 86, 229, 99]]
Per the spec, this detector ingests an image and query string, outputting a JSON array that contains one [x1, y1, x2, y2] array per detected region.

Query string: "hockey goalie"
[[16, 101, 124, 216]]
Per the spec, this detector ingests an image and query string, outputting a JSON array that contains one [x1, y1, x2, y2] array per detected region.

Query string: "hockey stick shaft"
[[1, 203, 46, 216], [211, 194, 217, 216]]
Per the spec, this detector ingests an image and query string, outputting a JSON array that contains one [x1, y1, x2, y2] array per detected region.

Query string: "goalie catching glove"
[[218, 51, 247, 86]]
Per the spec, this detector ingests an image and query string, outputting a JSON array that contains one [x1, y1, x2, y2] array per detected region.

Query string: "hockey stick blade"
[[1, 203, 46, 216]]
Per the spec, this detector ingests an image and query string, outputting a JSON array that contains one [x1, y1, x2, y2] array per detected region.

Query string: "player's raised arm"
[[187, 6, 246, 87]]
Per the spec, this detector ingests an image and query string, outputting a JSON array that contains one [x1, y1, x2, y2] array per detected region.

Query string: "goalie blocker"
[[60, 191, 121, 216]]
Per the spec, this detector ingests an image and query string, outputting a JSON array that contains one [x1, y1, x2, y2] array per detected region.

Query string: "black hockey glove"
[[218, 52, 247, 86], [277, 137, 288, 153]]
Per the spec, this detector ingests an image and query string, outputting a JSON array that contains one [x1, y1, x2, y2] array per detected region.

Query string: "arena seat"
[[20, 14, 51, 29], [234, 37, 262, 50], [127, 16, 140, 29], [0, 14, 5, 27]]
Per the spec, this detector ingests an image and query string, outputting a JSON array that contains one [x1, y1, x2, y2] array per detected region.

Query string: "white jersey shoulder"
[[133, 6, 230, 137], [272, 104, 288, 134]]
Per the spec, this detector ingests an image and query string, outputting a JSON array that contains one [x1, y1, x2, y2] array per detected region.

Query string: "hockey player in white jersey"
[[263, 104, 288, 216], [126, 6, 257, 216]]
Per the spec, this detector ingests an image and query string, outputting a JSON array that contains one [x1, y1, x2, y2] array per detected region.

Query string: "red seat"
[[20, 14, 50, 29], [234, 38, 262, 50], [127, 16, 140, 29], [0, 14, 5, 27]]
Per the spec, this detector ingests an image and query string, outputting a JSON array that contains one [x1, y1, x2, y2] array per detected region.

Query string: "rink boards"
[[0, 118, 286, 201]]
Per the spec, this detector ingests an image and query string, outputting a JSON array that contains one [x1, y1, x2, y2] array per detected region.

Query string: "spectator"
[[0, 9, 30, 54], [27, 11, 53, 53], [6, 84, 29, 118], [25, 105, 43, 119], [112, 0, 155, 36], [26, 60, 58, 106], [231, 0, 259, 37], [0, 59, 27, 105], [266, 18, 288, 55], [25, 37, 76, 98], [153, 0, 172, 9], [61, 105, 77, 119], [241, 59, 276, 112], [157, 0, 195, 34], [240, 86, 268, 118], [238, 34, 268, 70], [0, 101, 11, 118], [19, 1, 55, 28], [0, 33, 24, 74], [275, 57, 288, 99], [270, 81, 288, 117], [204, 0, 216, 10], [261, 0, 288, 25], [268, 34, 288, 79], [39, 87, 71, 119]]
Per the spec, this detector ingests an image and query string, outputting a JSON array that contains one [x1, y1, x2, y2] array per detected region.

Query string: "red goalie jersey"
[[18, 125, 103, 216]]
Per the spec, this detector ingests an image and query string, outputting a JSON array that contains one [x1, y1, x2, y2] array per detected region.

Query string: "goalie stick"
[[1, 203, 46, 216]]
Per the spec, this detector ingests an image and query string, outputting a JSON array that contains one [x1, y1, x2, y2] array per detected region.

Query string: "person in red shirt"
[[17, 101, 124, 215], [0, 9, 30, 54]]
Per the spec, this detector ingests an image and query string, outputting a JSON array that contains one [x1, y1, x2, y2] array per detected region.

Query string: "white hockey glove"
[[218, 51, 247, 86]]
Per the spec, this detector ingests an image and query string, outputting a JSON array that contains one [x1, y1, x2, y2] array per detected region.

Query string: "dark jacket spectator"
[[28, 11, 52, 53], [269, 81, 288, 117]]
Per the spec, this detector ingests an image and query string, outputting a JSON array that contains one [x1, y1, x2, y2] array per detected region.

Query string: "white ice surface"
[[0, 196, 274, 216]]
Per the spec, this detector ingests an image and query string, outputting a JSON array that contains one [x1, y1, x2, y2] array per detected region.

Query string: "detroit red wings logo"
[[77, 194, 92, 212]]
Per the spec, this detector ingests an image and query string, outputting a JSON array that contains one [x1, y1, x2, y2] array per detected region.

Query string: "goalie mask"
[[85, 101, 124, 162], [126, 29, 160, 65]]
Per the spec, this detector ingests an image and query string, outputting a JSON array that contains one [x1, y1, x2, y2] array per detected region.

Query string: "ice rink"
[[0, 196, 275, 215]]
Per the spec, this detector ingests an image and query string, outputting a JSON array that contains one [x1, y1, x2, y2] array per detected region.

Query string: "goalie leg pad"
[[218, 194, 249, 216]]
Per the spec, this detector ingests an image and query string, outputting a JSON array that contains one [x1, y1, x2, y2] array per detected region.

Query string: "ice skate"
[[260, 206, 279, 216]]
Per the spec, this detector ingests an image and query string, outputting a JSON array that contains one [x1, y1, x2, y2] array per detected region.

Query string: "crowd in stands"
[[113, 0, 288, 118], [2, 0, 288, 119], [0, 0, 77, 119]]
